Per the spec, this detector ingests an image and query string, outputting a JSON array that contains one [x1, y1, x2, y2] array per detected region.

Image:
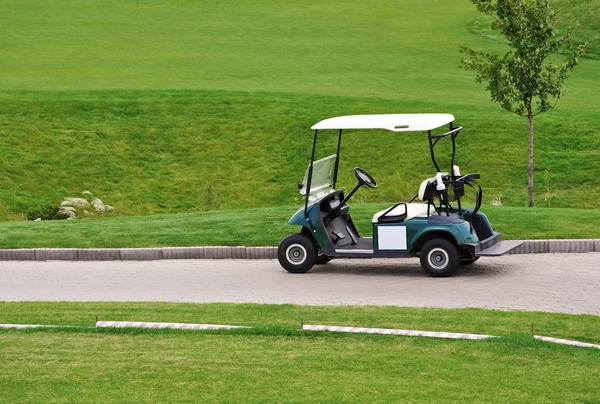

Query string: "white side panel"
[[377, 226, 407, 250]]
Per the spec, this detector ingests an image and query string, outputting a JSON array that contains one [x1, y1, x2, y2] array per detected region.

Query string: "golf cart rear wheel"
[[420, 238, 460, 277], [278, 233, 317, 273]]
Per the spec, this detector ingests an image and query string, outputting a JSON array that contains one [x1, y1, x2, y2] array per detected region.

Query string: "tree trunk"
[[528, 110, 534, 207]]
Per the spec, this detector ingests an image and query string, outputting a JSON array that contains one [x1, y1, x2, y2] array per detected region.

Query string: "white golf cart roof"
[[311, 114, 455, 132]]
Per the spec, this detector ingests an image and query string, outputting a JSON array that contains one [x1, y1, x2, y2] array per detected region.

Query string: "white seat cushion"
[[372, 203, 436, 223]]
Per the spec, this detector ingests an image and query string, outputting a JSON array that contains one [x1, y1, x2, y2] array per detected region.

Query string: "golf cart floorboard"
[[329, 238, 412, 258], [334, 237, 373, 253], [477, 240, 523, 257]]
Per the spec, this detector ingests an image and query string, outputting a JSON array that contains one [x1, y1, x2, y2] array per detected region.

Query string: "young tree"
[[459, 0, 591, 207]]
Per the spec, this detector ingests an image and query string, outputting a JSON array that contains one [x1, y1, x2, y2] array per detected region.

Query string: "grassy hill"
[[0, 0, 598, 221]]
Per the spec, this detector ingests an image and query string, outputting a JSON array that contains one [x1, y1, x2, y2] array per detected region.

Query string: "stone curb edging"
[[0, 246, 277, 261], [0, 239, 598, 261], [508, 239, 600, 255]]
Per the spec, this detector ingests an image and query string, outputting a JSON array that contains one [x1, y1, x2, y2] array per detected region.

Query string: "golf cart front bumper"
[[464, 232, 523, 257]]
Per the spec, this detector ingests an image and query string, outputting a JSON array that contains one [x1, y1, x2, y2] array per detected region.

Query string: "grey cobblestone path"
[[1, 254, 598, 315]]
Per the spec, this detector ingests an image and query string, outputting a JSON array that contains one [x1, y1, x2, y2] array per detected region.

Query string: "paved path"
[[1, 254, 599, 315]]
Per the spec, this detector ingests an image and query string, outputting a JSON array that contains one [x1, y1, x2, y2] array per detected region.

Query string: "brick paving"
[[1, 254, 598, 315]]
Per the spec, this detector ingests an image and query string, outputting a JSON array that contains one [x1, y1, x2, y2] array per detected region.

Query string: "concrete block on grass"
[[265, 247, 277, 259], [549, 240, 565, 253], [120, 248, 163, 261], [548, 239, 592, 254], [35, 248, 78, 261], [216, 247, 229, 259], [162, 247, 205, 260], [78, 249, 121, 261], [508, 241, 525, 255], [203, 247, 219, 259], [0, 249, 36, 261], [246, 247, 261, 259], [521, 240, 549, 254], [203, 246, 229, 259], [246, 247, 276, 259], [232, 246, 247, 259], [578, 239, 595, 253]]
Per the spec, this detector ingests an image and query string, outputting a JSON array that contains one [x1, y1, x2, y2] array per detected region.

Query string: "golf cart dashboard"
[[320, 191, 348, 217]]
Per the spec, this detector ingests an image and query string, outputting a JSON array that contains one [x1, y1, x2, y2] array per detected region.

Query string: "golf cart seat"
[[372, 203, 436, 223], [418, 173, 449, 202], [372, 174, 447, 224]]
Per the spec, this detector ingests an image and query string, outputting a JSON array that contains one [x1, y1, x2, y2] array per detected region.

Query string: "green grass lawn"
[[0, 1, 599, 221], [1, 204, 600, 248], [1, 3, 599, 402], [1, 303, 599, 403], [2, 0, 598, 94]]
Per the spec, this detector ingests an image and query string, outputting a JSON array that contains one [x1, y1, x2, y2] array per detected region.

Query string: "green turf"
[[0, 204, 599, 248], [1, 90, 599, 222], [0, 1, 599, 221], [1, 303, 598, 403], [1, 0, 597, 95]]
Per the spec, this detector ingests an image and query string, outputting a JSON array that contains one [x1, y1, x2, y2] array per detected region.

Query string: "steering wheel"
[[354, 167, 377, 189]]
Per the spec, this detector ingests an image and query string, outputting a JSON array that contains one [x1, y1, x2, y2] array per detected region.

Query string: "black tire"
[[419, 238, 460, 277], [315, 252, 332, 265], [278, 233, 317, 273], [461, 257, 480, 265]]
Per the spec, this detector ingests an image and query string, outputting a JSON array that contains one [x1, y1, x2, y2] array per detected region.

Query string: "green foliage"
[[459, 0, 594, 207], [25, 203, 65, 221], [460, 0, 591, 116]]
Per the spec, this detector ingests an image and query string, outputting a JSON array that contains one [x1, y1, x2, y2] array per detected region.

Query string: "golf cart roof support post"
[[332, 129, 343, 188], [451, 133, 457, 174], [428, 131, 442, 173], [428, 126, 462, 174], [450, 131, 460, 215], [304, 130, 318, 219]]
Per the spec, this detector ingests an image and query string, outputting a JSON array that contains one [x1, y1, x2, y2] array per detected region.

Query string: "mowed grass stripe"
[[3, 302, 599, 342], [1, 0, 597, 99], [0, 303, 599, 403]]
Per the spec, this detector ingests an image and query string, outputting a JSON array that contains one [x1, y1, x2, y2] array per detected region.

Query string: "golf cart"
[[277, 114, 522, 277]]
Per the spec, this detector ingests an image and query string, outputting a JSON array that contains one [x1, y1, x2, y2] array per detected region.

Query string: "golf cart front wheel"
[[278, 233, 317, 273], [420, 238, 460, 277]]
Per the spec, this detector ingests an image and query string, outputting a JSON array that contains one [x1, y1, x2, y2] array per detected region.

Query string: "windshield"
[[300, 154, 337, 201]]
